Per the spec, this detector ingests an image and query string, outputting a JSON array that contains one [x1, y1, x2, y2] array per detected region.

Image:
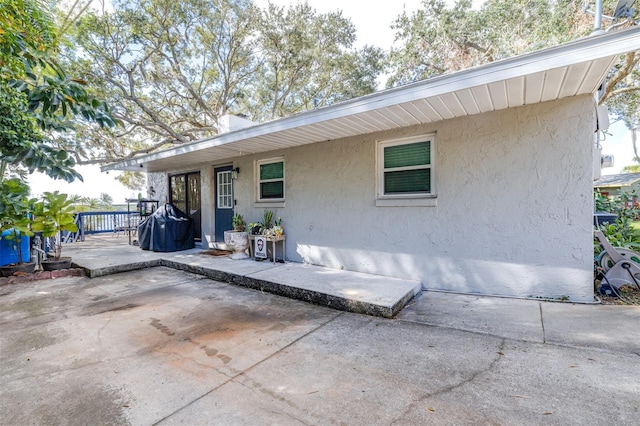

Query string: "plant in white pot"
[[32, 191, 78, 270], [224, 213, 249, 259]]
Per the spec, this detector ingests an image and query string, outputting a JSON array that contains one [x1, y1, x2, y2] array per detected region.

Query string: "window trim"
[[256, 157, 285, 203], [376, 134, 436, 205]]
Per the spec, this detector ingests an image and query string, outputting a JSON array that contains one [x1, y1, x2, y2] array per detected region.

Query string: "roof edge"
[[102, 26, 640, 172]]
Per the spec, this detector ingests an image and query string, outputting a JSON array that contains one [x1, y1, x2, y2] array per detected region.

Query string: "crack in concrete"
[[262, 408, 311, 426], [397, 317, 633, 356], [390, 338, 506, 425], [539, 302, 547, 344], [96, 311, 115, 346]]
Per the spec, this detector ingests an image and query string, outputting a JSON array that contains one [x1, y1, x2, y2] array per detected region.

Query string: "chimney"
[[218, 114, 255, 134]]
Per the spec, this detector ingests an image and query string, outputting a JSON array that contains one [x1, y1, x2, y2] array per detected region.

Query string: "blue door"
[[214, 166, 234, 242]]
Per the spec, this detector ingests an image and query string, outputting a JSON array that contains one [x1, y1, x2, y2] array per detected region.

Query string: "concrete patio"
[[1, 263, 639, 425], [63, 235, 422, 318], [63, 235, 640, 354]]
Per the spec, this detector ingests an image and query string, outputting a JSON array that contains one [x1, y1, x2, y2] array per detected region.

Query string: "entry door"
[[214, 166, 234, 242], [169, 172, 201, 241]]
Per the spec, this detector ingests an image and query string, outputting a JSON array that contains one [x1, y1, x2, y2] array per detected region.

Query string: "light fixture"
[[231, 167, 240, 179]]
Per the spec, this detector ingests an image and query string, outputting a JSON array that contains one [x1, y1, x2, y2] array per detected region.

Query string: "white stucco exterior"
[[104, 29, 640, 303], [152, 96, 596, 301]]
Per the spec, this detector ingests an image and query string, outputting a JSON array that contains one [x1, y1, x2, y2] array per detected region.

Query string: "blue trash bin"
[[0, 230, 30, 266]]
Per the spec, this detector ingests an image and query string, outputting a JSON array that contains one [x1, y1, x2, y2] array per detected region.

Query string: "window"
[[169, 171, 202, 239], [377, 134, 436, 206], [257, 158, 285, 201], [217, 170, 233, 209]]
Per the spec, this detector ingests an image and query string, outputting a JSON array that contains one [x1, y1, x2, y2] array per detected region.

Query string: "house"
[[594, 172, 640, 205], [104, 27, 640, 302]]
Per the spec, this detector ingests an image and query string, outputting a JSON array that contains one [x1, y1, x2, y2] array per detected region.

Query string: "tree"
[[63, 0, 383, 164], [252, 2, 383, 119], [387, 0, 638, 125], [0, 0, 118, 182], [68, 0, 261, 163], [98, 192, 113, 210], [79, 196, 101, 211], [603, 51, 639, 132], [622, 163, 640, 173], [116, 171, 145, 192]]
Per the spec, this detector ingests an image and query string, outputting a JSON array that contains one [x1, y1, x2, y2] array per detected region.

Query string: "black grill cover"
[[138, 203, 195, 252]]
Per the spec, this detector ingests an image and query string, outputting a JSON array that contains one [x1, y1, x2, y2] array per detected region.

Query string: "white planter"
[[224, 231, 249, 259]]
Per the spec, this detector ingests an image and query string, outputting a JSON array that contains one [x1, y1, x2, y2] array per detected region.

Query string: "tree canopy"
[[0, 0, 118, 182], [2, 0, 638, 176], [65, 0, 383, 166], [387, 0, 639, 127]]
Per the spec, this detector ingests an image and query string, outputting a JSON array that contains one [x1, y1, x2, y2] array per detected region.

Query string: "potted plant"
[[223, 213, 249, 259], [0, 179, 36, 276], [249, 211, 285, 261], [262, 209, 274, 230], [32, 191, 78, 270], [269, 217, 284, 237], [254, 210, 284, 237], [249, 210, 283, 236]]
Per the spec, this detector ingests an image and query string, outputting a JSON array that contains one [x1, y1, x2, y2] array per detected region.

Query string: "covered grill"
[[138, 204, 195, 252]]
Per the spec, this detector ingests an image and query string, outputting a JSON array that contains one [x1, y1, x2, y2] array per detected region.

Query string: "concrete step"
[[68, 238, 421, 318]]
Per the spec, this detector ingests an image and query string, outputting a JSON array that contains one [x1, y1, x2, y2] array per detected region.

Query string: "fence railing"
[[63, 211, 131, 243]]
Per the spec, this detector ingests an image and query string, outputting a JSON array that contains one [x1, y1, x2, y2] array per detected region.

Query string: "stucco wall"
[[162, 95, 596, 301], [148, 172, 169, 204]]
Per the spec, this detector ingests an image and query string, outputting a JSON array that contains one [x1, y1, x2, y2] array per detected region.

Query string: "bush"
[[594, 189, 640, 256]]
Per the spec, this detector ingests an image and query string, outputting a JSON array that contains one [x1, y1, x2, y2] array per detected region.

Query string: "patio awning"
[[103, 27, 640, 173]]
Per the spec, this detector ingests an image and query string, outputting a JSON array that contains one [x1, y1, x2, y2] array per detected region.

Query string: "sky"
[[27, 0, 636, 201]]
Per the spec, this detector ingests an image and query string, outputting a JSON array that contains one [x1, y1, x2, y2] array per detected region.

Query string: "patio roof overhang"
[[103, 27, 640, 173]]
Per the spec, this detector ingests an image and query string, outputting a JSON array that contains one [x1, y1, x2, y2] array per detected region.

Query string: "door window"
[[217, 171, 233, 209], [170, 175, 186, 213]]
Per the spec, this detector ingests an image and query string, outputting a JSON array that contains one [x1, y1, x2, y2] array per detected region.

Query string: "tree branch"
[[600, 51, 639, 104]]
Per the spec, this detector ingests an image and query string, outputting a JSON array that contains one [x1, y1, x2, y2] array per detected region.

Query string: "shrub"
[[594, 189, 640, 256]]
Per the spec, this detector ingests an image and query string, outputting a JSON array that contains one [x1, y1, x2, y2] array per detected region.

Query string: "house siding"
[[155, 95, 596, 301]]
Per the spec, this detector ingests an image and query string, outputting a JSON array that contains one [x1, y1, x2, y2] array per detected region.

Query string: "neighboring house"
[[104, 27, 640, 302], [594, 172, 640, 204]]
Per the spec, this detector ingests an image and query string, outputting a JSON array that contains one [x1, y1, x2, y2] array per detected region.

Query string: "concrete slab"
[[246, 263, 422, 317], [64, 237, 192, 277], [162, 316, 506, 425], [541, 302, 640, 354], [65, 236, 421, 317], [2, 271, 639, 425], [165, 316, 640, 425], [398, 291, 545, 343], [0, 270, 340, 425], [165, 252, 279, 276]]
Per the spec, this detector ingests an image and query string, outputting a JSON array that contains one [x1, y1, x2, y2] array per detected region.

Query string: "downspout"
[[593, 0, 604, 34]]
